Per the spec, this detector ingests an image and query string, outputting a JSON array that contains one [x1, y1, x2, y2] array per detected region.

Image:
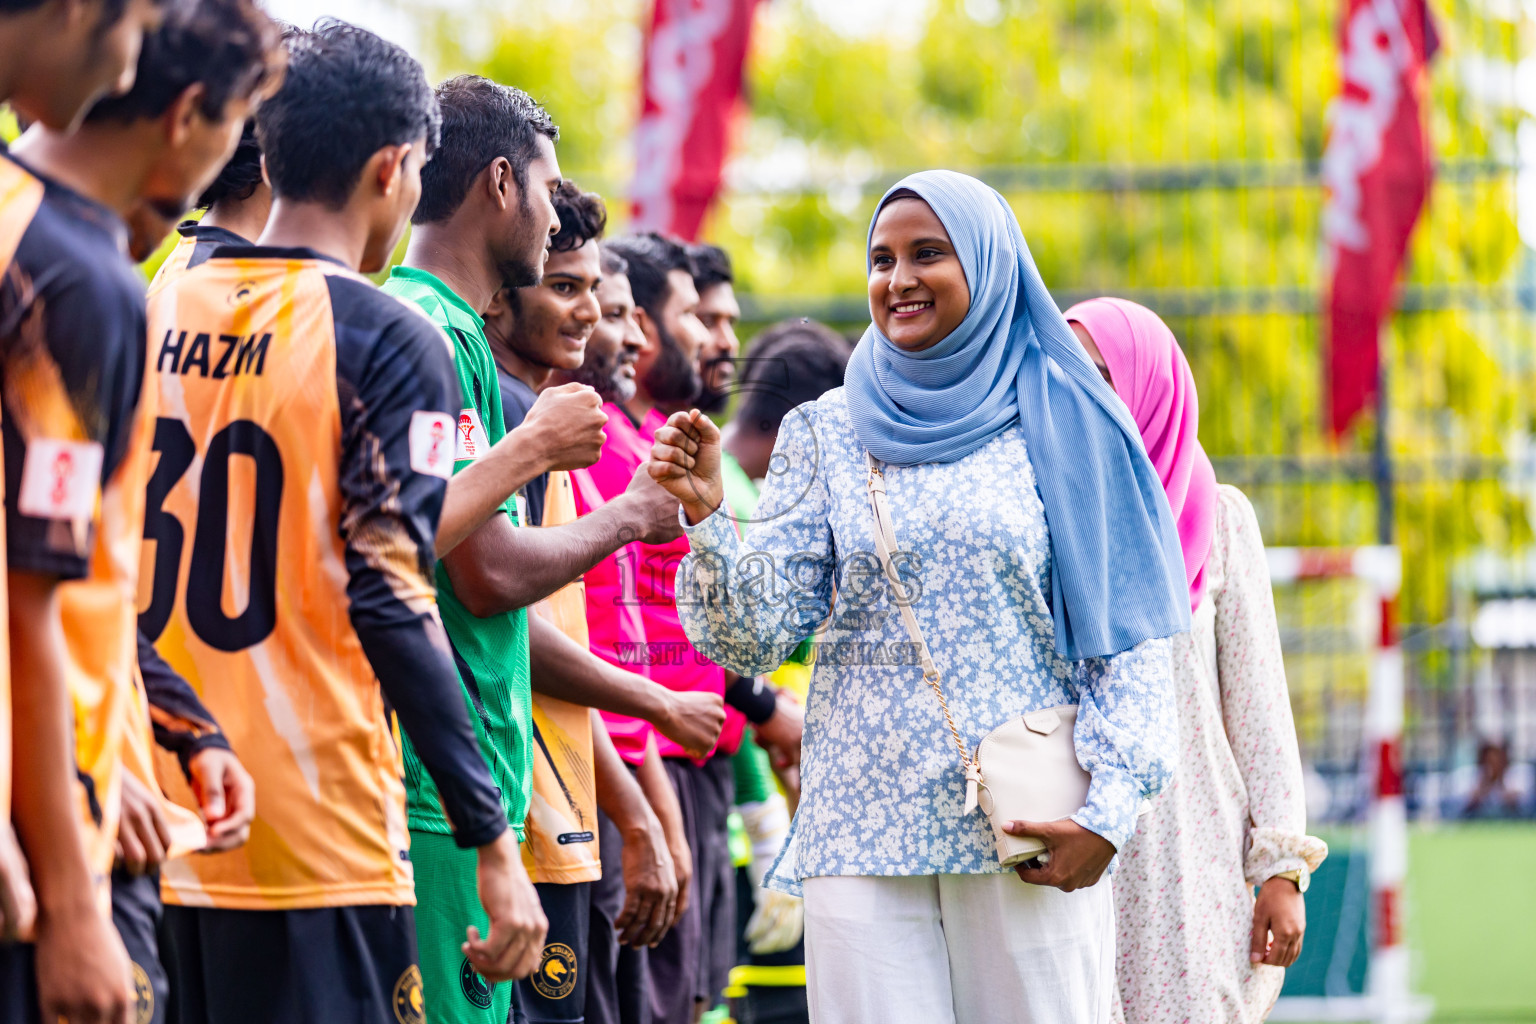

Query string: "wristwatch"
[[1270, 869, 1305, 892]]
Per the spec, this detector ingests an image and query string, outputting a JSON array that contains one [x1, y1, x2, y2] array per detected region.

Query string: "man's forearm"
[[447, 499, 648, 615], [435, 432, 551, 558], [635, 738, 686, 847], [591, 713, 656, 837], [508, 501, 647, 610], [527, 614, 670, 723], [9, 573, 98, 914]]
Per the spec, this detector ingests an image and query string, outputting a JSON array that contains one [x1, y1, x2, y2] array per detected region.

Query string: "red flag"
[[1321, 0, 1439, 438], [631, 0, 760, 241]]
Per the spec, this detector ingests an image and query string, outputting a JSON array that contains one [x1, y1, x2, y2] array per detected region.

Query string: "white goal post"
[[1263, 547, 1431, 1024]]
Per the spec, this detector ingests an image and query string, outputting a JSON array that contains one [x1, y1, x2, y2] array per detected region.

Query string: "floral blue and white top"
[[676, 388, 1178, 895]]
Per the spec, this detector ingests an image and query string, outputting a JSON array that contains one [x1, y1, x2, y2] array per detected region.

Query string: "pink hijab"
[[1064, 298, 1218, 612]]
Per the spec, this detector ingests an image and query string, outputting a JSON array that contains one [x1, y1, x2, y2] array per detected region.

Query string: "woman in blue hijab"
[[652, 171, 1187, 1023]]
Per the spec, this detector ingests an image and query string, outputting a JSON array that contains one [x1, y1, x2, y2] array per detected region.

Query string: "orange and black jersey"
[[144, 244, 505, 909], [1, 159, 144, 577], [137, 629, 229, 772], [152, 220, 248, 287], [0, 146, 42, 834], [0, 155, 149, 886]]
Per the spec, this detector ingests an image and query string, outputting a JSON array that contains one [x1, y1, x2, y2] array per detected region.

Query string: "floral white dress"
[[1112, 485, 1328, 1024]]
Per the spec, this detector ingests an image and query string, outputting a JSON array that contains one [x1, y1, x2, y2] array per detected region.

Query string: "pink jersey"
[[569, 441, 653, 766], [575, 404, 743, 762]]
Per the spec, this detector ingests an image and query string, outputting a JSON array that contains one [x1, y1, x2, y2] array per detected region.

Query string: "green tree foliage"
[[112, 0, 1517, 641], [421, 0, 1532, 634], [424, 0, 644, 194]]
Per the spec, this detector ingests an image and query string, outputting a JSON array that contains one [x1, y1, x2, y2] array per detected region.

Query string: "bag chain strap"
[[866, 454, 985, 814]]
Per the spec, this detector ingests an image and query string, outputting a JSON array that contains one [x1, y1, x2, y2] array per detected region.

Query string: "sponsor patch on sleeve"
[[17, 438, 104, 521], [409, 411, 455, 480], [454, 407, 487, 462]]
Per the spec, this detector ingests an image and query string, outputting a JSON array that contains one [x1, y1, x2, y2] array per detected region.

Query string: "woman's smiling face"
[[868, 195, 971, 352]]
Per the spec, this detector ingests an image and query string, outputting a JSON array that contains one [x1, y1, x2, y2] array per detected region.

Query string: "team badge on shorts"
[[529, 942, 578, 1000], [392, 965, 425, 1024], [130, 961, 154, 1024], [459, 957, 493, 1009]]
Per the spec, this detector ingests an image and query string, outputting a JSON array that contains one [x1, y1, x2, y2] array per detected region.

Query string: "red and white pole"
[[1357, 547, 1411, 1024], [1265, 547, 1423, 1024]]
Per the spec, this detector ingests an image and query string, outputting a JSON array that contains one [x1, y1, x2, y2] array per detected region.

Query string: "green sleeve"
[[732, 737, 777, 806]]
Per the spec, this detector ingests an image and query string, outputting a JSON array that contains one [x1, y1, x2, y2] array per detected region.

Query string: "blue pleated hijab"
[[845, 170, 1191, 660]]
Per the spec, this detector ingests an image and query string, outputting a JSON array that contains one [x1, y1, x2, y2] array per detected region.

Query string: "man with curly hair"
[[485, 183, 706, 1024], [384, 79, 723, 1024]]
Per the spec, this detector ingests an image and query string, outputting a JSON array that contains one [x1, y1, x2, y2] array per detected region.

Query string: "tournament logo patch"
[[455, 407, 487, 461], [131, 961, 154, 1024], [392, 965, 425, 1024], [17, 438, 103, 523], [529, 942, 578, 1001], [409, 411, 455, 480], [459, 957, 493, 1009]]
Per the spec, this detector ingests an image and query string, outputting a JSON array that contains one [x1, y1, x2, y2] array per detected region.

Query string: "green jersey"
[[381, 266, 532, 840], [719, 448, 760, 534]]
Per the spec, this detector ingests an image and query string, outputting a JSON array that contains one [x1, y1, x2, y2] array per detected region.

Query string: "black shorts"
[[112, 866, 166, 1024], [648, 755, 735, 1023], [1, 869, 168, 1024], [585, 811, 650, 1024], [516, 881, 592, 1022], [693, 753, 737, 1010], [0, 941, 38, 1024], [161, 903, 420, 1024]]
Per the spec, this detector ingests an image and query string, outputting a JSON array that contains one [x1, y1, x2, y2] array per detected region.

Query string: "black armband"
[[724, 673, 778, 725]]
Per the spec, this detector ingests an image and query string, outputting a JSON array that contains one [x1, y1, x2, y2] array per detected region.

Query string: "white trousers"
[[802, 873, 1115, 1024]]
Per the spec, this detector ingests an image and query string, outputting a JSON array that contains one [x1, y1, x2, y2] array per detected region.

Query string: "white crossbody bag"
[[865, 453, 1092, 867]]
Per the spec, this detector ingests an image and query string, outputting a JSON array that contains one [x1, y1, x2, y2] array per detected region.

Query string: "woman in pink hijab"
[[1066, 298, 1327, 1024]]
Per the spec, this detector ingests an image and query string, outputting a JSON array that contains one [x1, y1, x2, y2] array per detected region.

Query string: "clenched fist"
[[647, 409, 723, 524], [517, 383, 608, 473], [655, 689, 726, 760]]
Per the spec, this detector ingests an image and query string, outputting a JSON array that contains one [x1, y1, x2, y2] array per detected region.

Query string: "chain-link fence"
[[729, 0, 1536, 824]]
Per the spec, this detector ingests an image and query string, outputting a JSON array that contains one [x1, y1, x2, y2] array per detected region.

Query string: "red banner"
[[630, 0, 760, 241], [1321, 0, 1438, 438]]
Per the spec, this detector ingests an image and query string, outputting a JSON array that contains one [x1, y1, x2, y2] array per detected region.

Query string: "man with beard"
[[384, 85, 722, 1024], [607, 234, 705, 418], [378, 75, 577, 1024], [517, 241, 694, 1024], [588, 233, 752, 1024], [683, 245, 804, 774], [142, 28, 552, 1022], [685, 244, 738, 417], [484, 186, 706, 1024]]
